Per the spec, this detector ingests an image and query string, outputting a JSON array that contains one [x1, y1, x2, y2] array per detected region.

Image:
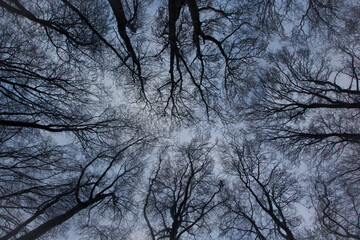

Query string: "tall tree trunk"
[[15, 194, 110, 240]]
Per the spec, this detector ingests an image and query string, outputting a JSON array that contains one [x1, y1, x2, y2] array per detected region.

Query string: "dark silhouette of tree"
[[0, 131, 153, 240], [310, 146, 360, 240], [219, 139, 301, 240], [143, 137, 223, 240], [148, 0, 274, 119], [241, 47, 360, 158], [0, 0, 130, 146]]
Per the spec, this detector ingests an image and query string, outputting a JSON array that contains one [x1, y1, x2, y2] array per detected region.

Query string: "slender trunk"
[[0, 199, 59, 240], [15, 194, 110, 240]]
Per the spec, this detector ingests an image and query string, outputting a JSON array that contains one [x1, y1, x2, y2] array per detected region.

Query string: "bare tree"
[[219, 139, 302, 240], [310, 146, 360, 240], [0, 0, 130, 145], [0, 131, 153, 240], [239, 47, 360, 159], [147, 0, 276, 119], [143, 137, 223, 240]]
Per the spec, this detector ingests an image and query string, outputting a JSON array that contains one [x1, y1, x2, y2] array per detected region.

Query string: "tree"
[[0, 0, 129, 145], [244, 47, 360, 157], [224, 0, 359, 156], [0, 129, 153, 240], [219, 139, 302, 240], [143, 137, 223, 240], [147, 0, 274, 119], [310, 146, 360, 240]]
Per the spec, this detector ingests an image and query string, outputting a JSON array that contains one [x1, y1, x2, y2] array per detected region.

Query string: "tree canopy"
[[0, 0, 359, 239]]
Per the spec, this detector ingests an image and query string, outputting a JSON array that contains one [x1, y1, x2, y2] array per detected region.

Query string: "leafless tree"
[[219, 139, 302, 240], [147, 0, 278, 119], [0, 131, 153, 240], [310, 145, 360, 240], [240, 47, 360, 159], [143, 137, 223, 240], [0, 0, 133, 146]]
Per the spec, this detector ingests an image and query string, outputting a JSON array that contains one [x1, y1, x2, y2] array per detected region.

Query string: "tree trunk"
[[15, 194, 110, 240]]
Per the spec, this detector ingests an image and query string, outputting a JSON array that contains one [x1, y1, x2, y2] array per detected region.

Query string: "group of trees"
[[0, 0, 359, 239]]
